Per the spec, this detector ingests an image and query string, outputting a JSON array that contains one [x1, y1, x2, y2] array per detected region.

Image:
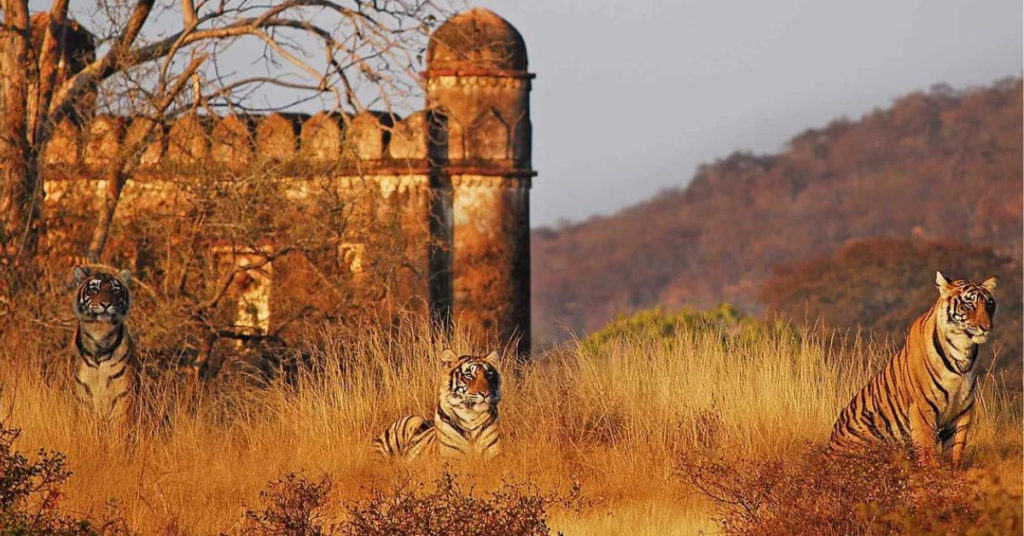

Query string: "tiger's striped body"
[[71, 266, 139, 428], [375, 350, 502, 461], [829, 272, 997, 465]]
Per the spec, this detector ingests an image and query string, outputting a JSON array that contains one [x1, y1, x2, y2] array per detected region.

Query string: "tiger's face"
[[73, 266, 132, 325], [935, 272, 997, 345], [440, 349, 502, 412]]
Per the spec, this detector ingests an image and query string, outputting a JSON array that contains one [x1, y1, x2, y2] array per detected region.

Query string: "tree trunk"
[[0, 0, 40, 266], [86, 169, 128, 263]]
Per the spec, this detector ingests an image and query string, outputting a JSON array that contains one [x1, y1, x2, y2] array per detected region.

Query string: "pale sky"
[[471, 0, 1023, 227], [45, 0, 1024, 227]]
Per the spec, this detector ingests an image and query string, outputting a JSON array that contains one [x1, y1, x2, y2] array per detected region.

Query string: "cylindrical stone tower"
[[425, 8, 534, 358]]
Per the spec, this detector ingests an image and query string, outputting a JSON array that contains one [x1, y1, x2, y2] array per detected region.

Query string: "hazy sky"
[[47, 0, 1023, 227], [469, 0, 1023, 227]]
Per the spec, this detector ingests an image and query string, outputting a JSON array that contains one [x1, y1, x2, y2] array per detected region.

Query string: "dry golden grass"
[[0, 319, 1020, 534]]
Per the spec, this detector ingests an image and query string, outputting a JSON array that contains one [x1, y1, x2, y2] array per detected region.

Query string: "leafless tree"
[[0, 0, 445, 269]]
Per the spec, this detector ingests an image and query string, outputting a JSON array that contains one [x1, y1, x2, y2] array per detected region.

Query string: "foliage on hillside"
[[759, 238, 1023, 374], [532, 78, 1023, 366]]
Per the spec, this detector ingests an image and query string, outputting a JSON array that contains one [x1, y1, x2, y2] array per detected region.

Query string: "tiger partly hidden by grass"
[[830, 272, 997, 465], [71, 266, 139, 429], [375, 349, 502, 461]]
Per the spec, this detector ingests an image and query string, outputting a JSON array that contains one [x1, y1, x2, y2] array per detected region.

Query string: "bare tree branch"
[[4, 0, 448, 374], [43, 0, 157, 149], [31, 0, 70, 146], [181, 0, 198, 28], [85, 54, 206, 262]]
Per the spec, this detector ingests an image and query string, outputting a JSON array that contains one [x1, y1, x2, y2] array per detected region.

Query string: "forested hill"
[[532, 78, 1023, 346]]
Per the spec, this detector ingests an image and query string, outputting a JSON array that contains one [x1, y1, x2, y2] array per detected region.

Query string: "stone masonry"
[[30, 8, 535, 356]]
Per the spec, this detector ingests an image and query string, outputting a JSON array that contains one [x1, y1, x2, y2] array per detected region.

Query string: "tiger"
[[829, 271, 997, 465], [70, 266, 139, 429], [375, 349, 502, 461]]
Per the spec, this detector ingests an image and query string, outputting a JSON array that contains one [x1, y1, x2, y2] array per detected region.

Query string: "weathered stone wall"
[[425, 74, 531, 167], [425, 12, 535, 356], [40, 110, 435, 180], [39, 111, 442, 335], [24, 7, 536, 354], [450, 175, 530, 354]]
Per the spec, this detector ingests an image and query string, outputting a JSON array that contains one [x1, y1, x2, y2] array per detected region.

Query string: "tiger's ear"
[[73, 266, 89, 284], [935, 271, 953, 296], [982, 276, 998, 293], [440, 349, 459, 366], [483, 350, 500, 364], [117, 269, 133, 285]]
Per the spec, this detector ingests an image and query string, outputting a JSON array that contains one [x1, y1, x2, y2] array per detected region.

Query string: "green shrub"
[[580, 303, 795, 355]]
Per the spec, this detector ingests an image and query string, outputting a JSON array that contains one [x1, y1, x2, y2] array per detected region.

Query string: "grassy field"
[[1, 319, 1021, 534]]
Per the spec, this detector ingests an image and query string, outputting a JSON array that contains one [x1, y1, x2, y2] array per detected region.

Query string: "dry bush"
[[235, 469, 587, 536], [678, 444, 1024, 535], [340, 471, 588, 536], [0, 423, 126, 535], [240, 473, 334, 536]]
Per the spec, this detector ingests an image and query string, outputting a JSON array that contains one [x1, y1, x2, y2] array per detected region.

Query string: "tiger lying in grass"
[[375, 349, 502, 461]]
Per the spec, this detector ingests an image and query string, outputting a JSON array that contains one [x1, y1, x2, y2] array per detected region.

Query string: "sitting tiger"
[[70, 266, 139, 428], [829, 272, 997, 465], [375, 349, 502, 461]]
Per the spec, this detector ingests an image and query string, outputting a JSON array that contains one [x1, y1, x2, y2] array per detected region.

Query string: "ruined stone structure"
[[28, 8, 534, 356]]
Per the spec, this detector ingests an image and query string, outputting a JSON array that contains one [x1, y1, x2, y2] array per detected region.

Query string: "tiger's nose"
[[469, 383, 491, 398]]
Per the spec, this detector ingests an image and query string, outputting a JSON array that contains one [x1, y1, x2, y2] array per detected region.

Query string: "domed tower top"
[[426, 8, 528, 74]]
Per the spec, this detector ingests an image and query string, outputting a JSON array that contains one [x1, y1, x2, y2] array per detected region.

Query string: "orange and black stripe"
[[829, 273, 995, 465]]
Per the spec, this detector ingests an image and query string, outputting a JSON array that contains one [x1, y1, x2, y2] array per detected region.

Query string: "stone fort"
[[31, 8, 534, 356]]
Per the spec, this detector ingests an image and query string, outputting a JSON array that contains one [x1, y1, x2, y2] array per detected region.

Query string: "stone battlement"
[[32, 7, 535, 357], [39, 108, 533, 181]]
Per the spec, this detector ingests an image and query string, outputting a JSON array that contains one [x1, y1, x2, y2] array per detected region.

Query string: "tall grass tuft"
[[0, 316, 1019, 534]]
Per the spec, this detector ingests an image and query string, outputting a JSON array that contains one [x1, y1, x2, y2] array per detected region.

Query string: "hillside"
[[760, 238, 1023, 374], [532, 78, 1023, 347]]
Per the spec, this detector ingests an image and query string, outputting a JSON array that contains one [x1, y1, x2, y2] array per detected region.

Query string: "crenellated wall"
[[31, 7, 535, 355], [40, 110, 437, 178]]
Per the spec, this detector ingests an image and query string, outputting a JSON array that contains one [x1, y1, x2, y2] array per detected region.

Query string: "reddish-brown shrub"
[[678, 444, 1023, 535], [341, 471, 588, 536], [0, 423, 127, 535], [241, 473, 334, 536]]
